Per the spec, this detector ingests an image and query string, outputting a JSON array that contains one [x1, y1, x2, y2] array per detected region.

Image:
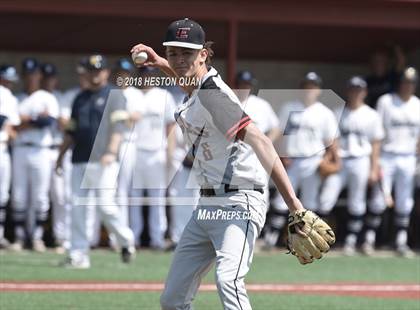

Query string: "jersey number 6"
[[201, 142, 213, 161]]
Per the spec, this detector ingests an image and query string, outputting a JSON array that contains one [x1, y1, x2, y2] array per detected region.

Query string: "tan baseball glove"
[[287, 210, 335, 265], [318, 152, 341, 178]]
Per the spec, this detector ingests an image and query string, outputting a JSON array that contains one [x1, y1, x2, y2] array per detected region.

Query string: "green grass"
[[0, 250, 419, 309], [1, 292, 419, 310], [1, 250, 419, 283]]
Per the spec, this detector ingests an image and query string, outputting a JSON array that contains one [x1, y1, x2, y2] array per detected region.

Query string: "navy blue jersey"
[[67, 84, 128, 163]]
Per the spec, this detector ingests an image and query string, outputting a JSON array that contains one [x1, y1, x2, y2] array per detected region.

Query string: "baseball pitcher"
[[131, 18, 335, 310]]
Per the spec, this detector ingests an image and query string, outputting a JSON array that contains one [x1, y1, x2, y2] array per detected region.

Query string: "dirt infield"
[[1, 282, 419, 300]]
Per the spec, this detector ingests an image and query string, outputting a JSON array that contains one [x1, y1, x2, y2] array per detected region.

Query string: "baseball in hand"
[[132, 51, 148, 65]]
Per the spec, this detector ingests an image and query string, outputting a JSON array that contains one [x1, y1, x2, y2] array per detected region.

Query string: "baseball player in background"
[[16, 58, 40, 102], [61, 58, 91, 107], [130, 67, 176, 249], [11, 58, 59, 252], [56, 55, 135, 268], [0, 65, 20, 248], [131, 18, 335, 310], [41, 63, 70, 253], [112, 58, 143, 248], [234, 71, 280, 143], [364, 67, 420, 257], [268, 72, 340, 246], [319, 76, 384, 255], [61, 58, 102, 248], [234, 70, 282, 249]]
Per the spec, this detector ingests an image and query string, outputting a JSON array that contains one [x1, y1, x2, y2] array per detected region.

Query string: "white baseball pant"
[[272, 155, 323, 212], [12, 146, 52, 239], [117, 140, 137, 226], [0, 144, 10, 206], [70, 162, 134, 262], [50, 148, 72, 247], [0, 144, 10, 237], [366, 152, 417, 246], [131, 149, 167, 248], [319, 156, 370, 216], [169, 165, 199, 244], [108, 140, 137, 249], [370, 153, 416, 215], [160, 190, 266, 310]]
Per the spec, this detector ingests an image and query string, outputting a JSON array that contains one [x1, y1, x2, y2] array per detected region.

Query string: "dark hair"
[[203, 41, 214, 65]]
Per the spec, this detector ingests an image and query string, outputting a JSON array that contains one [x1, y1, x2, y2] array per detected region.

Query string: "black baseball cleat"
[[121, 246, 136, 263]]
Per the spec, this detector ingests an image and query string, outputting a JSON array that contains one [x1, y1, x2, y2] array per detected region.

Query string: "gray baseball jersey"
[[174, 67, 265, 189]]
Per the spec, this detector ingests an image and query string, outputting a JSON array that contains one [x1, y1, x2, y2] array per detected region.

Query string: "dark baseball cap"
[[115, 58, 134, 72], [41, 63, 58, 77], [347, 76, 367, 89], [85, 55, 108, 71], [236, 70, 256, 85], [400, 67, 418, 83], [22, 58, 40, 74], [163, 18, 205, 50], [0, 65, 19, 82], [76, 57, 89, 74], [302, 72, 322, 87]]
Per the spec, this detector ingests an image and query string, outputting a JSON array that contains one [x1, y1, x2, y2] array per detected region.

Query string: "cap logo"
[[89, 55, 102, 69], [176, 27, 190, 39], [404, 67, 417, 80]]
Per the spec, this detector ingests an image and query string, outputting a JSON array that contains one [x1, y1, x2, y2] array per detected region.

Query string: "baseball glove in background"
[[318, 151, 341, 178]]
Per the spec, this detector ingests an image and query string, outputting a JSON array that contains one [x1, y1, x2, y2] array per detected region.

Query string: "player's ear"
[[199, 48, 208, 64], [360, 89, 368, 100]]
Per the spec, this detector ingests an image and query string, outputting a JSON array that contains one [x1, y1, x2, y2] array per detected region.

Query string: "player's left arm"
[[0, 114, 17, 141], [102, 132, 123, 165], [241, 123, 336, 264], [266, 127, 281, 143], [369, 112, 385, 183], [319, 108, 341, 176], [15, 114, 35, 131], [102, 90, 129, 165], [325, 138, 341, 166], [238, 123, 304, 213], [369, 140, 381, 184]]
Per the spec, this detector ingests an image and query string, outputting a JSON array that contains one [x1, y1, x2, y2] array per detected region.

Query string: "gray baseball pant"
[[160, 190, 266, 310]]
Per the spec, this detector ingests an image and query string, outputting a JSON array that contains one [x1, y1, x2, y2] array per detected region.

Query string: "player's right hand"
[[55, 156, 63, 176], [130, 43, 164, 68], [100, 153, 117, 166]]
